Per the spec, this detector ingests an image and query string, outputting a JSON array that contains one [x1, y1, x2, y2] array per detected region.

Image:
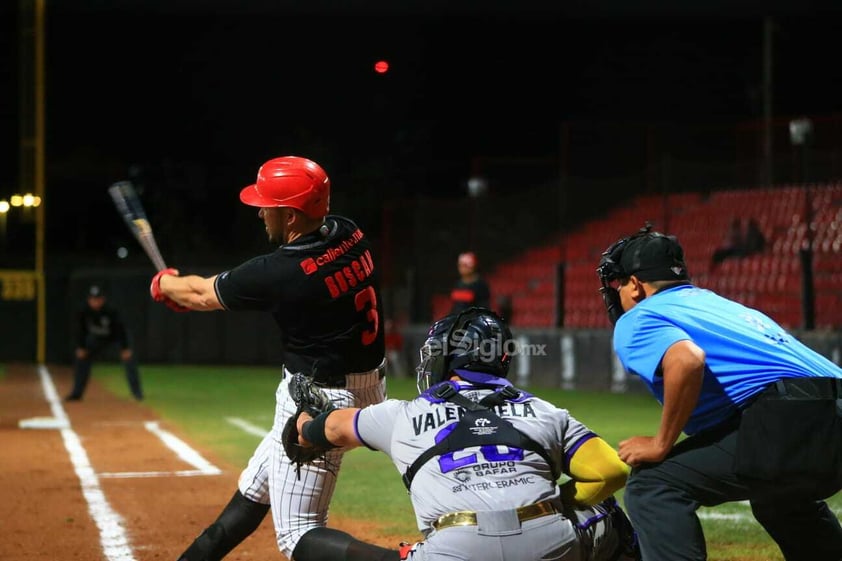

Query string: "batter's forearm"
[[160, 274, 222, 311]]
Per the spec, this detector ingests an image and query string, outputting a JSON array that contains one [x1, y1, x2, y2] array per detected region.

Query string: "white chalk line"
[[692, 502, 842, 525], [698, 508, 755, 524], [20, 412, 223, 477], [99, 469, 217, 479], [97, 418, 266, 479], [63, 419, 222, 477], [34, 366, 226, 561], [225, 416, 269, 437], [144, 421, 221, 475], [96, 417, 267, 479], [38, 364, 136, 561]]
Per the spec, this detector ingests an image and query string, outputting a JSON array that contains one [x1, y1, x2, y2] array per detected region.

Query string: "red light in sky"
[[374, 60, 389, 74]]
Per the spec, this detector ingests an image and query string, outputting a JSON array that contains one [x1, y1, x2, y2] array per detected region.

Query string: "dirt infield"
[[0, 363, 397, 561]]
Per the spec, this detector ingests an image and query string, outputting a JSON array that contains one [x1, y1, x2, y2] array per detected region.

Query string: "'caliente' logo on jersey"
[[299, 228, 364, 275]]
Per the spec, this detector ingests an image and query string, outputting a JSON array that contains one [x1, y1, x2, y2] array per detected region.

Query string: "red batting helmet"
[[239, 156, 330, 219]]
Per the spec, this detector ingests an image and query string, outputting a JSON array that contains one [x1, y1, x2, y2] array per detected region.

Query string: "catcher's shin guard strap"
[[301, 410, 338, 450], [292, 527, 400, 561], [178, 490, 269, 561]]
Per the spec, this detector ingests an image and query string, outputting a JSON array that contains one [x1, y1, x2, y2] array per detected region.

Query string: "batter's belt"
[[308, 358, 387, 389], [432, 499, 558, 531]]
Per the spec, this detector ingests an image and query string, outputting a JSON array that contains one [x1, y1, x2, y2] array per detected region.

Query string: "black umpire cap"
[[619, 234, 690, 282]]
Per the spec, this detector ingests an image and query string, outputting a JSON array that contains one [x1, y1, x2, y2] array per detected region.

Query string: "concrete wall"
[[376, 325, 842, 393]]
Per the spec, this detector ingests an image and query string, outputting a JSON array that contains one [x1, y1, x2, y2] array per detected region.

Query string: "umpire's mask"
[[597, 223, 690, 325]]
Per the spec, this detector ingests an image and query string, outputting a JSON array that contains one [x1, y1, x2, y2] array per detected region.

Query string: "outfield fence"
[[3, 268, 839, 393]]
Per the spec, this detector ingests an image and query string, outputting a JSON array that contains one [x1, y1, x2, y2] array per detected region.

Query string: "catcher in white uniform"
[[296, 307, 641, 561]]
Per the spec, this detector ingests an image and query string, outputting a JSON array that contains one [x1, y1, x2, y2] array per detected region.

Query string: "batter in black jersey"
[[215, 214, 384, 383], [151, 156, 396, 561]]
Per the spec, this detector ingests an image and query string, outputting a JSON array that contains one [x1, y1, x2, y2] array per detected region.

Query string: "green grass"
[[96, 363, 841, 560], [103, 364, 277, 463]]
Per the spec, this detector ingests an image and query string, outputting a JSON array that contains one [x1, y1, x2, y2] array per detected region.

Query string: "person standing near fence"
[[65, 284, 144, 402], [150, 155, 397, 561], [596, 224, 842, 561], [450, 252, 490, 313]]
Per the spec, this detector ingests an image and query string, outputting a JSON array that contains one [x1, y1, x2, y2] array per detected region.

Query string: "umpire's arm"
[[618, 339, 705, 466], [657, 339, 706, 446]]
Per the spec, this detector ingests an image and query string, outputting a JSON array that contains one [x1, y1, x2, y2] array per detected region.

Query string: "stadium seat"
[[431, 183, 841, 329]]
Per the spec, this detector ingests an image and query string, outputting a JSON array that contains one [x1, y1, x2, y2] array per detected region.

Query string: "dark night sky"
[[2, 1, 842, 261]]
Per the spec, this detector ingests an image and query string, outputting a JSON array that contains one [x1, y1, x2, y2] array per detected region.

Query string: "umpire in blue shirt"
[[596, 224, 842, 561]]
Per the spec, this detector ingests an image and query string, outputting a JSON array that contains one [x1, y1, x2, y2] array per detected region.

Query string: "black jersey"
[[450, 277, 491, 313], [76, 305, 130, 349], [214, 215, 386, 383]]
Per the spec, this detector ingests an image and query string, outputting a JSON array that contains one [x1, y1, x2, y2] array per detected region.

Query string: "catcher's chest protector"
[[402, 386, 556, 489]]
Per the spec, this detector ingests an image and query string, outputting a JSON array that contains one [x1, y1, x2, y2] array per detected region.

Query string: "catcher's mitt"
[[282, 372, 335, 475]]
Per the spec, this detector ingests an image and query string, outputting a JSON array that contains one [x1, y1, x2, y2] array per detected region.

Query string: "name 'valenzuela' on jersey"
[[411, 399, 538, 435]]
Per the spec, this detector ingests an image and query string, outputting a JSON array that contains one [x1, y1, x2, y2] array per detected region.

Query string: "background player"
[[597, 224, 842, 561], [449, 252, 490, 313], [297, 307, 640, 561], [151, 156, 396, 561], [65, 284, 143, 401]]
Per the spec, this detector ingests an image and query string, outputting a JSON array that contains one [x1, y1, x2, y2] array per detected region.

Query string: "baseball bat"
[[108, 181, 168, 271]]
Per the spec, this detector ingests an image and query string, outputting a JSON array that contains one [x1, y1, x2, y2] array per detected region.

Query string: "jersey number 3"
[[354, 286, 379, 346]]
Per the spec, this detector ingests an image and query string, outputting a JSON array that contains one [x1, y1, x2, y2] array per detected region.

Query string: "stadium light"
[[1, 193, 43, 237], [789, 118, 813, 146], [789, 118, 814, 183], [8, 193, 42, 208], [0, 200, 7, 243], [467, 176, 488, 198]]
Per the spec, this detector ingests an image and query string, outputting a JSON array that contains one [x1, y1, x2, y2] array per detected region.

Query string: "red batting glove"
[[150, 268, 190, 312], [150, 268, 179, 302]]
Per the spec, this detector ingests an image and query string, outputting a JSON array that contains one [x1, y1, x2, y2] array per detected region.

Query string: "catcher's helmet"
[[239, 156, 330, 219], [416, 307, 513, 392]]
